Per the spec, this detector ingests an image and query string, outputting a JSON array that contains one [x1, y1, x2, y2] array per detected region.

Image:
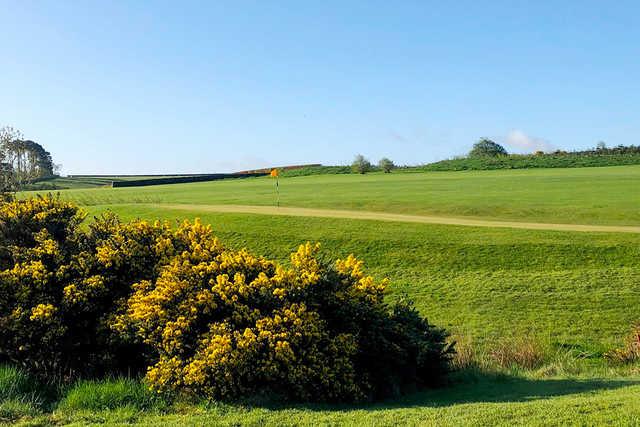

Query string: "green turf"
[[39, 165, 640, 226], [5, 371, 640, 426], [84, 204, 640, 353], [10, 166, 640, 425]]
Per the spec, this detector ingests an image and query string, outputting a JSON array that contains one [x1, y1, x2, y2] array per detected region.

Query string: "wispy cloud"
[[504, 130, 554, 153]]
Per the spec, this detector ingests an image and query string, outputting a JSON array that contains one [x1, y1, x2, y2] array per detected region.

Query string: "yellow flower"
[[29, 303, 56, 321]]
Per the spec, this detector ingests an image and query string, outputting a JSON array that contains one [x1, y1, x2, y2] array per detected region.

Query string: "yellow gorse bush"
[[0, 195, 453, 401], [114, 236, 374, 400]]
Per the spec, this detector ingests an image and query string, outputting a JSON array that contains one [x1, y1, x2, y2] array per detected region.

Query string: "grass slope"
[[43, 165, 640, 226], [83, 205, 640, 353]]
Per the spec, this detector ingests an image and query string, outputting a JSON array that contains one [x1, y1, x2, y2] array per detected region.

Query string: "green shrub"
[[115, 238, 454, 402], [0, 195, 192, 378]]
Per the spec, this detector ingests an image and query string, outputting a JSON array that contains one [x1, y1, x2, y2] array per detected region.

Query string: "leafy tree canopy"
[[469, 138, 508, 157]]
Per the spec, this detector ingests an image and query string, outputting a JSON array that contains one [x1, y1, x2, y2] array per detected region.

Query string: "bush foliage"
[[351, 154, 372, 174], [424, 144, 640, 171], [468, 139, 508, 158], [0, 195, 453, 402]]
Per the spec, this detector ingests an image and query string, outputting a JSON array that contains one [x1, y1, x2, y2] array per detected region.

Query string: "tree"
[[378, 157, 395, 173], [0, 126, 22, 196], [468, 138, 508, 157], [0, 126, 54, 193], [351, 154, 372, 174]]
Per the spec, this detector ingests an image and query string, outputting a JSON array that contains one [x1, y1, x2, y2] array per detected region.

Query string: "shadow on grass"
[[232, 371, 640, 412]]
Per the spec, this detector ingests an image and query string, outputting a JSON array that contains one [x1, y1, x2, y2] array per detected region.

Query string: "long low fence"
[[109, 173, 267, 188]]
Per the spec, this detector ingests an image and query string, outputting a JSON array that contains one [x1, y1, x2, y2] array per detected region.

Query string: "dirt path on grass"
[[150, 204, 640, 234]]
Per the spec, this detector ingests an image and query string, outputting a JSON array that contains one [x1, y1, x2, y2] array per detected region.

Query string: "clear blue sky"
[[2, 1, 639, 174]]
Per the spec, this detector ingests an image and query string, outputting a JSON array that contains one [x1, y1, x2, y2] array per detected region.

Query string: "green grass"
[[10, 165, 640, 425], [57, 379, 166, 412], [5, 371, 640, 426], [84, 205, 640, 353], [0, 365, 59, 424], [35, 165, 640, 226]]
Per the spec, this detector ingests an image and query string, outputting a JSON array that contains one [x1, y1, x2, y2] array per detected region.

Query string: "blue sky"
[[1, 1, 639, 174]]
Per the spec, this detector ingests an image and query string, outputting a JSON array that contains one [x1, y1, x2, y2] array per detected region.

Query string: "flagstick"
[[276, 176, 279, 207]]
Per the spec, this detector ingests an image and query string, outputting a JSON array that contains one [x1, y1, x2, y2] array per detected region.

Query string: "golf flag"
[[270, 169, 280, 207]]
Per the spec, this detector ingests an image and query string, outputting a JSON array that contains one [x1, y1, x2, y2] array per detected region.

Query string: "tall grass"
[[0, 364, 58, 423], [449, 335, 636, 380], [57, 378, 168, 412]]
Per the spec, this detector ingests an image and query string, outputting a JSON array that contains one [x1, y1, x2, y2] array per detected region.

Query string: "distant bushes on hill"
[[422, 145, 640, 171], [280, 165, 355, 177]]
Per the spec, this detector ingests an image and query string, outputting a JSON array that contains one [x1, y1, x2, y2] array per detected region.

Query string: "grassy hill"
[[9, 165, 640, 425]]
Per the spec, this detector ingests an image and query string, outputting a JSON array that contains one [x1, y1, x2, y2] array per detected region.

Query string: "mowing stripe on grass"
[[147, 204, 640, 234]]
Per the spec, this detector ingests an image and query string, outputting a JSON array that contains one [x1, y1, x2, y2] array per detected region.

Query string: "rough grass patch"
[[488, 336, 546, 370], [606, 324, 640, 364], [450, 335, 477, 370], [56, 378, 166, 412], [0, 399, 40, 424]]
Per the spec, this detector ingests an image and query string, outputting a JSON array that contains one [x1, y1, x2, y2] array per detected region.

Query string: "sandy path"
[[139, 204, 640, 234]]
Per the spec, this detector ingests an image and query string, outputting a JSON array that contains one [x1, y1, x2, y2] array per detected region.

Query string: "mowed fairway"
[[53, 165, 640, 226]]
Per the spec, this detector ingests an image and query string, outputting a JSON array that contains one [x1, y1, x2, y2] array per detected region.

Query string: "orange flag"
[[270, 168, 279, 177]]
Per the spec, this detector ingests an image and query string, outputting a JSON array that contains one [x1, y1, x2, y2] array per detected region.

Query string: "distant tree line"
[[561, 141, 640, 156], [420, 138, 640, 172], [467, 138, 640, 158], [0, 126, 55, 194]]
